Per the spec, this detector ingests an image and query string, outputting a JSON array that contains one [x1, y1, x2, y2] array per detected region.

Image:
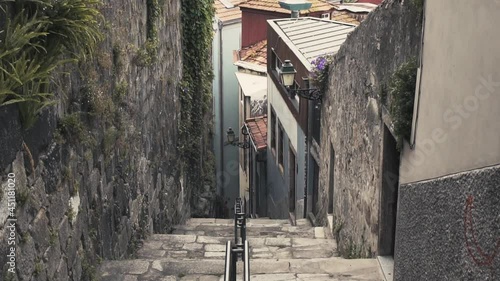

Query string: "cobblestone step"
[[137, 235, 337, 260], [99, 258, 383, 281], [173, 218, 317, 239], [98, 218, 384, 280]]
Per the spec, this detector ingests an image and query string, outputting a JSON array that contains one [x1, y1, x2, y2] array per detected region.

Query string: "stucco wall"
[[213, 21, 242, 215], [400, 0, 500, 184], [318, 0, 422, 256], [267, 78, 306, 219], [395, 164, 500, 280]]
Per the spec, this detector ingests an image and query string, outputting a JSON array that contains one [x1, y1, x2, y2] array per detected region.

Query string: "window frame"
[[278, 122, 284, 174], [270, 107, 277, 155]]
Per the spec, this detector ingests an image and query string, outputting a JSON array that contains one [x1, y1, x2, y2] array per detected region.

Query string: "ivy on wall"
[[135, 0, 160, 66], [179, 0, 216, 215]]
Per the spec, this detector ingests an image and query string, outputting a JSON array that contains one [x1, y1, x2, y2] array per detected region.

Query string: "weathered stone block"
[[43, 242, 62, 279], [204, 244, 225, 252], [196, 236, 226, 244], [58, 217, 69, 251], [30, 209, 50, 252], [53, 258, 69, 281], [265, 237, 291, 247]]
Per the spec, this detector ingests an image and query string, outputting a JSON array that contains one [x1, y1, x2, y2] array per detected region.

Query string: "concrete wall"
[[400, 0, 500, 184], [212, 22, 223, 202], [0, 0, 189, 280], [317, 0, 422, 257], [395, 165, 500, 280], [239, 89, 249, 204], [395, 2, 500, 280], [267, 78, 306, 219], [212, 21, 242, 215]]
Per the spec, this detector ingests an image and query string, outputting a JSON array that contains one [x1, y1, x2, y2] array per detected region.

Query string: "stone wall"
[[0, 0, 194, 280], [395, 165, 500, 280], [317, 0, 422, 257]]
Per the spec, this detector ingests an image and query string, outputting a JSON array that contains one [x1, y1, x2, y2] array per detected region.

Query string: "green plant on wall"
[[180, 0, 216, 213], [388, 58, 418, 149], [310, 55, 334, 94], [0, 0, 103, 128], [411, 0, 424, 15], [135, 0, 160, 66]]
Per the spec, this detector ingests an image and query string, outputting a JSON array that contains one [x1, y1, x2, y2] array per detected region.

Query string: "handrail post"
[[244, 240, 250, 281], [231, 247, 237, 280], [224, 198, 251, 281], [241, 212, 246, 245], [224, 241, 233, 281]]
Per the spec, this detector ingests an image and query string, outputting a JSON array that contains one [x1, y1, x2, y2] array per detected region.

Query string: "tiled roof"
[[331, 10, 360, 25], [240, 40, 268, 66], [269, 17, 357, 69], [334, 2, 377, 13], [356, 0, 383, 5], [215, 0, 244, 23], [246, 115, 267, 150], [240, 0, 333, 14]]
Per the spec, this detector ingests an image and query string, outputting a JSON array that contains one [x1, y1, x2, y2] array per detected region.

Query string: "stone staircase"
[[99, 218, 384, 281]]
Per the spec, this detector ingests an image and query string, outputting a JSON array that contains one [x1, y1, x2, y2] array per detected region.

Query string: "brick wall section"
[[317, 0, 422, 256]]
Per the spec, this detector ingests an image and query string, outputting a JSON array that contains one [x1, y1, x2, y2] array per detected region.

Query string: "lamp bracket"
[[287, 87, 322, 101]]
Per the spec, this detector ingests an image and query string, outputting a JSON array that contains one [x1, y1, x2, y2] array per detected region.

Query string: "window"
[[312, 99, 321, 143], [240, 90, 245, 171], [273, 50, 282, 73], [278, 123, 284, 171], [290, 81, 300, 109], [321, 13, 330, 20], [244, 136, 248, 174], [271, 108, 276, 153]]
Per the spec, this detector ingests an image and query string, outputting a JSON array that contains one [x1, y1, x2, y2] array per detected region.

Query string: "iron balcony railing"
[[224, 198, 250, 281]]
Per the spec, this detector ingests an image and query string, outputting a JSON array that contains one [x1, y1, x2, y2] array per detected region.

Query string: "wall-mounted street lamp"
[[226, 126, 251, 149], [279, 60, 322, 101]]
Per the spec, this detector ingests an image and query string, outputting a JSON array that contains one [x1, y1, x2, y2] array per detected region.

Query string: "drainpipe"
[[304, 80, 313, 219], [218, 20, 225, 204]]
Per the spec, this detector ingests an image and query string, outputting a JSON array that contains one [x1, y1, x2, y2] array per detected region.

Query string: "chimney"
[[278, 0, 313, 18]]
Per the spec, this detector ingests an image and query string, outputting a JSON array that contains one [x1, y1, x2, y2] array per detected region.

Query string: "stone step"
[[99, 258, 384, 281], [138, 235, 337, 260], [175, 218, 317, 239], [185, 218, 298, 227], [172, 225, 317, 238]]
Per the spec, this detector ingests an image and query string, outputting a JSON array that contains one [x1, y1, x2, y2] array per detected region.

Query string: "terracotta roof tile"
[[246, 115, 267, 150], [214, 0, 243, 22], [240, 0, 333, 14], [331, 10, 360, 25], [240, 40, 268, 66]]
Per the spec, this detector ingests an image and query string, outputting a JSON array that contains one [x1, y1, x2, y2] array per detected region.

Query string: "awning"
[[235, 72, 267, 99]]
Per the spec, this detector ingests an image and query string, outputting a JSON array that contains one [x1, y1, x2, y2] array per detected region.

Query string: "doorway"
[[379, 125, 400, 256], [328, 145, 335, 214], [289, 148, 296, 214], [312, 159, 319, 215]]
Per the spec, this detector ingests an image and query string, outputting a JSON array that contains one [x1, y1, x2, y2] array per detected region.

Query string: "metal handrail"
[[223, 241, 233, 281], [223, 197, 250, 281], [244, 240, 250, 281]]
